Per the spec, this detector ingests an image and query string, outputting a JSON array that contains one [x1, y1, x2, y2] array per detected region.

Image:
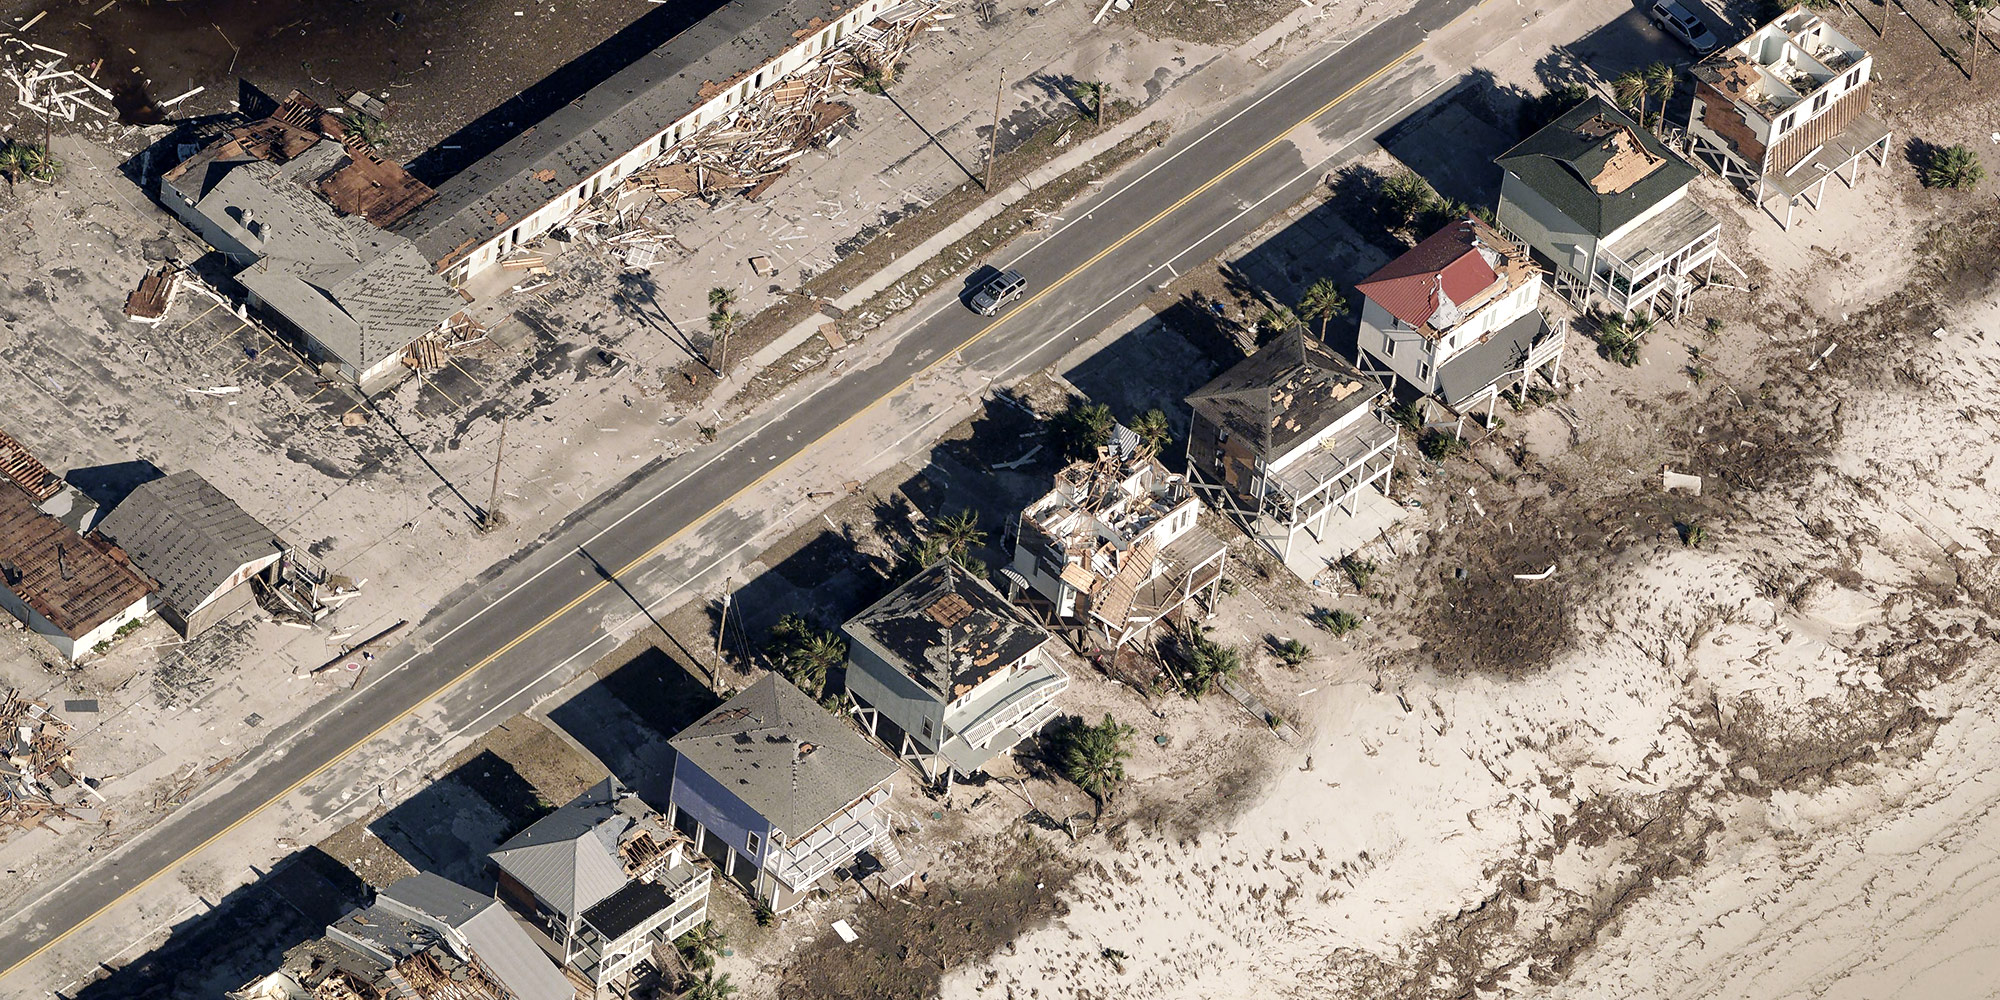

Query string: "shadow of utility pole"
[[882, 90, 980, 186], [575, 545, 719, 689], [363, 397, 488, 525]]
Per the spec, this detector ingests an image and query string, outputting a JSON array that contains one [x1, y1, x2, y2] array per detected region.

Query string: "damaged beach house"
[[0, 481, 156, 663], [1494, 97, 1725, 321], [159, 90, 464, 392], [391, 0, 938, 286], [487, 778, 712, 999], [1683, 6, 1889, 229], [0, 425, 100, 534], [844, 559, 1069, 785], [1185, 330, 1402, 579], [1353, 215, 1566, 431], [93, 471, 282, 639], [667, 673, 900, 915], [231, 871, 574, 1000], [1005, 430, 1229, 649]]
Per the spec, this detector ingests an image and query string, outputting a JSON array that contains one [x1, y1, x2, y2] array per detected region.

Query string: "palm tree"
[[706, 286, 737, 374], [933, 508, 985, 563], [1129, 408, 1171, 459], [1924, 143, 1986, 189], [1052, 713, 1135, 809], [1644, 62, 1676, 126], [1297, 278, 1348, 340], [0, 140, 60, 183], [765, 614, 845, 699], [1052, 400, 1116, 460], [675, 920, 729, 971], [1070, 79, 1108, 128], [682, 969, 738, 1000], [1612, 68, 1649, 121]]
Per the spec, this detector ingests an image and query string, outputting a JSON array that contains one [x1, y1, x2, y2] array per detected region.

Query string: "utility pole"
[[984, 73, 1004, 192], [482, 418, 507, 529]]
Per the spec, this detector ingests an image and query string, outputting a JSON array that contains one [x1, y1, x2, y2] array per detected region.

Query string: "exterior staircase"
[[864, 819, 917, 891]]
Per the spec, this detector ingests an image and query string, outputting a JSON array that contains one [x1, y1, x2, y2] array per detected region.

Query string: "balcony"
[[946, 652, 1069, 751], [767, 784, 890, 890]]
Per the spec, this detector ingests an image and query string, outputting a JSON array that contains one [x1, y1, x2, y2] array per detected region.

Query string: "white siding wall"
[[1356, 296, 1437, 394], [457, 0, 891, 280]]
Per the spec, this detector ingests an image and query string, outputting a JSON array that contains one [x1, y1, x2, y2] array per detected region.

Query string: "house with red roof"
[[1354, 216, 1565, 425]]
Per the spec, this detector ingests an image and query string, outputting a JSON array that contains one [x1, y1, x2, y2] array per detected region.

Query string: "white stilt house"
[[1353, 216, 1566, 430], [1005, 431, 1228, 649], [1184, 330, 1400, 567], [1684, 6, 1890, 229]]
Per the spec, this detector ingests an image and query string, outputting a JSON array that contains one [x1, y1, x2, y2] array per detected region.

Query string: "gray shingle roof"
[[1186, 329, 1383, 457], [1433, 309, 1550, 408], [193, 158, 460, 372], [671, 673, 896, 837], [844, 560, 1049, 700], [1495, 97, 1699, 239], [394, 0, 858, 267], [95, 471, 278, 616], [375, 874, 574, 1000], [489, 778, 634, 920]]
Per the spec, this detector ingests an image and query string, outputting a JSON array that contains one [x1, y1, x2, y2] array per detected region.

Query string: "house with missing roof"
[[1006, 433, 1228, 649], [1495, 98, 1722, 320], [0, 482, 156, 662], [161, 91, 461, 391], [488, 778, 711, 998], [667, 673, 898, 914], [845, 560, 1069, 784], [0, 426, 98, 534], [95, 471, 283, 638], [1185, 329, 1400, 571], [232, 872, 573, 1000], [395, 0, 900, 284], [1354, 216, 1565, 426], [1684, 7, 1890, 229]]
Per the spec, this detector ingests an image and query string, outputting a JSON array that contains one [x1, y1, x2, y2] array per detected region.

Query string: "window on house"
[[1417, 360, 1432, 381], [1778, 113, 1795, 133], [745, 831, 761, 855], [1382, 337, 1396, 358], [921, 717, 935, 740], [1812, 91, 1828, 113], [1845, 68, 1861, 90], [755, 70, 766, 88]]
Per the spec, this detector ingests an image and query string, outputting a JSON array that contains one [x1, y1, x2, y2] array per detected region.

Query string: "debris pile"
[[2, 38, 114, 123], [402, 313, 489, 374], [1, 689, 88, 832], [124, 264, 181, 324], [257, 546, 363, 623], [510, 0, 944, 280]]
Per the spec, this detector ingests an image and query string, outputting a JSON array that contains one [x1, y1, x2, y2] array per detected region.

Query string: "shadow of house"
[[1375, 70, 1523, 211], [1062, 310, 1237, 454], [70, 846, 368, 1000], [64, 460, 165, 515], [367, 750, 545, 890], [546, 669, 694, 808], [400, 0, 735, 187]]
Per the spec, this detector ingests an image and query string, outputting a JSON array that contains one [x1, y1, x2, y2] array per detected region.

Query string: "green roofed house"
[[1494, 97, 1722, 320]]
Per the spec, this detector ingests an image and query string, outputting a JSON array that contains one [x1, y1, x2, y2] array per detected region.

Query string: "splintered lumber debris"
[[1, 689, 87, 831]]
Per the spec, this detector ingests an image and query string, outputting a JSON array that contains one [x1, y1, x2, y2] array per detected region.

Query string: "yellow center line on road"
[[1, 1, 1485, 980]]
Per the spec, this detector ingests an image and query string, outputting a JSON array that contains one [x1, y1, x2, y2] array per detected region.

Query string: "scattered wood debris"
[[1, 689, 92, 833], [124, 265, 180, 324]]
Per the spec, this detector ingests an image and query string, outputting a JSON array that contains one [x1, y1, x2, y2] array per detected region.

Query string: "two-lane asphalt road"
[[0, 0, 1486, 982]]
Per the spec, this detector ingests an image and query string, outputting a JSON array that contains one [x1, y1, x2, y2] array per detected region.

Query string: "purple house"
[[666, 674, 897, 914]]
